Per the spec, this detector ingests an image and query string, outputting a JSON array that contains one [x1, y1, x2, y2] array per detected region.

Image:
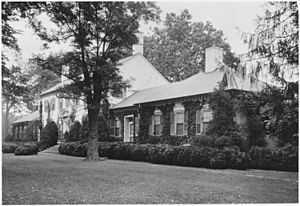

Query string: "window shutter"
[[170, 112, 175, 136], [184, 111, 188, 135], [135, 116, 140, 136], [159, 115, 164, 135], [149, 115, 153, 135]]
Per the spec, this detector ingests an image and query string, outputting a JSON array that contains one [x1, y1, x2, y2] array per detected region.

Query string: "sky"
[[6, 1, 267, 65]]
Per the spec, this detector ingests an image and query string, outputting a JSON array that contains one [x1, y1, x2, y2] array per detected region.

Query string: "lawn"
[[2, 152, 298, 204]]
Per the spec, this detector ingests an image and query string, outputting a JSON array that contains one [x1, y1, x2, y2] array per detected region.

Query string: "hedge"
[[15, 142, 39, 155], [2, 142, 20, 153], [250, 144, 298, 172], [59, 142, 250, 170], [2, 142, 39, 155]]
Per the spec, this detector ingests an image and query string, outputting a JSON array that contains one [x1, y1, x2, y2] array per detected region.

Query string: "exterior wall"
[[110, 93, 252, 145], [40, 92, 86, 135], [119, 54, 169, 95]]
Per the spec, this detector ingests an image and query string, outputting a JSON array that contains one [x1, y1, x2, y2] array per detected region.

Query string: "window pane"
[[115, 128, 120, 137], [196, 123, 201, 134], [176, 123, 184, 135], [110, 128, 115, 136], [154, 115, 161, 124], [129, 123, 134, 137], [176, 112, 184, 123]]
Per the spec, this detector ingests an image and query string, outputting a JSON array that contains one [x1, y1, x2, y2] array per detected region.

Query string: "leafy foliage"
[[241, 2, 298, 83], [260, 83, 298, 146], [144, 9, 240, 82], [14, 142, 39, 155], [207, 89, 236, 136], [39, 121, 58, 151], [59, 141, 251, 170], [30, 2, 161, 160]]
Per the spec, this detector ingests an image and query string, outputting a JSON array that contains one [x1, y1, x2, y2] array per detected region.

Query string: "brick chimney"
[[205, 46, 223, 73], [132, 32, 144, 55]]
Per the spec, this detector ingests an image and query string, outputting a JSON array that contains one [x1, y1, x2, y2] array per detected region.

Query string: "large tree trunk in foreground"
[[86, 108, 100, 161]]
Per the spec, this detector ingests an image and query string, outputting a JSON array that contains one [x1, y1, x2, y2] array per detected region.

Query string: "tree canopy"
[[144, 9, 240, 82], [30, 2, 160, 160], [241, 2, 298, 83]]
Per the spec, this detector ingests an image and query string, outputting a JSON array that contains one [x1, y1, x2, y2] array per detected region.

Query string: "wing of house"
[[110, 46, 267, 143]]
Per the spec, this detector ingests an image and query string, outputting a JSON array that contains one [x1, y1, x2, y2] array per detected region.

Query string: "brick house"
[[109, 46, 266, 144], [12, 34, 169, 141]]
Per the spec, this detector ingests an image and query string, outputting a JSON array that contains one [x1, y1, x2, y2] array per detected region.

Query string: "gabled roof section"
[[13, 111, 39, 124], [111, 68, 266, 110], [40, 53, 168, 97]]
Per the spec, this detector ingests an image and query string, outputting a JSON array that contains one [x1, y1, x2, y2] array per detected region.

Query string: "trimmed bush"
[[39, 121, 58, 151], [210, 153, 227, 169], [59, 142, 251, 170], [250, 144, 298, 172], [2, 142, 20, 153], [14, 142, 39, 155]]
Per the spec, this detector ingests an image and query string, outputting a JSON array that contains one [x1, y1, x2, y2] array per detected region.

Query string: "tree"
[[240, 2, 298, 146], [144, 9, 240, 82], [30, 2, 160, 161], [2, 2, 44, 138], [2, 62, 30, 138], [241, 2, 298, 83]]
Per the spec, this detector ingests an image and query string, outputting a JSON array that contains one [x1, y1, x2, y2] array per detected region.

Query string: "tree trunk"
[[86, 108, 100, 161]]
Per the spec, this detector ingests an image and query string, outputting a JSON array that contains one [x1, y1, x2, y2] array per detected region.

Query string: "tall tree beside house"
[[30, 2, 160, 161], [144, 9, 240, 82], [240, 2, 298, 146], [2, 2, 44, 138]]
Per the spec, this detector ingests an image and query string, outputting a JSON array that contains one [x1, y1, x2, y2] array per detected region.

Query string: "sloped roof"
[[111, 68, 266, 110], [13, 111, 39, 124], [40, 82, 64, 96], [40, 53, 167, 96]]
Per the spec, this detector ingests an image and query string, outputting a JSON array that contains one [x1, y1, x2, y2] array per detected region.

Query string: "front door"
[[124, 115, 134, 142]]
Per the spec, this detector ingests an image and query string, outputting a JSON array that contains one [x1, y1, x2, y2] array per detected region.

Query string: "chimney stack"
[[132, 32, 144, 55], [61, 65, 69, 83], [205, 46, 223, 73]]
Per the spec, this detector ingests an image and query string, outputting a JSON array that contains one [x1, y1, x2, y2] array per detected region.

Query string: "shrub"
[[59, 142, 251, 170], [14, 142, 39, 155], [190, 135, 216, 147], [210, 153, 227, 169], [250, 144, 298, 172], [39, 121, 58, 151], [66, 121, 81, 142], [2, 142, 19, 153]]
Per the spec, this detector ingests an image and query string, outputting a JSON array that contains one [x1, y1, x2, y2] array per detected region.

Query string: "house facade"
[[109, 46, 266, 144], [12, 38, 169, 141]]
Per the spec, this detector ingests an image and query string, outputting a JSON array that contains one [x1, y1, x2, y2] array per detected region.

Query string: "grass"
[[2, 152, 298, 204]]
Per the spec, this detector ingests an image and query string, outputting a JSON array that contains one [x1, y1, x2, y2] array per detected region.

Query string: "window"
[[115, 119, 121, 137], [175, 111, 184, 136], [196, 104, 213, 135], [110, 118, 121, 137], [65, 99, 70, 108], [170, 103, 188, 136], [50, 98, 55, 110], [109, 120, 115, 136], [59, 99, 63, 109], [149, 109, 163, 136], [44, 100, 49, 112]]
